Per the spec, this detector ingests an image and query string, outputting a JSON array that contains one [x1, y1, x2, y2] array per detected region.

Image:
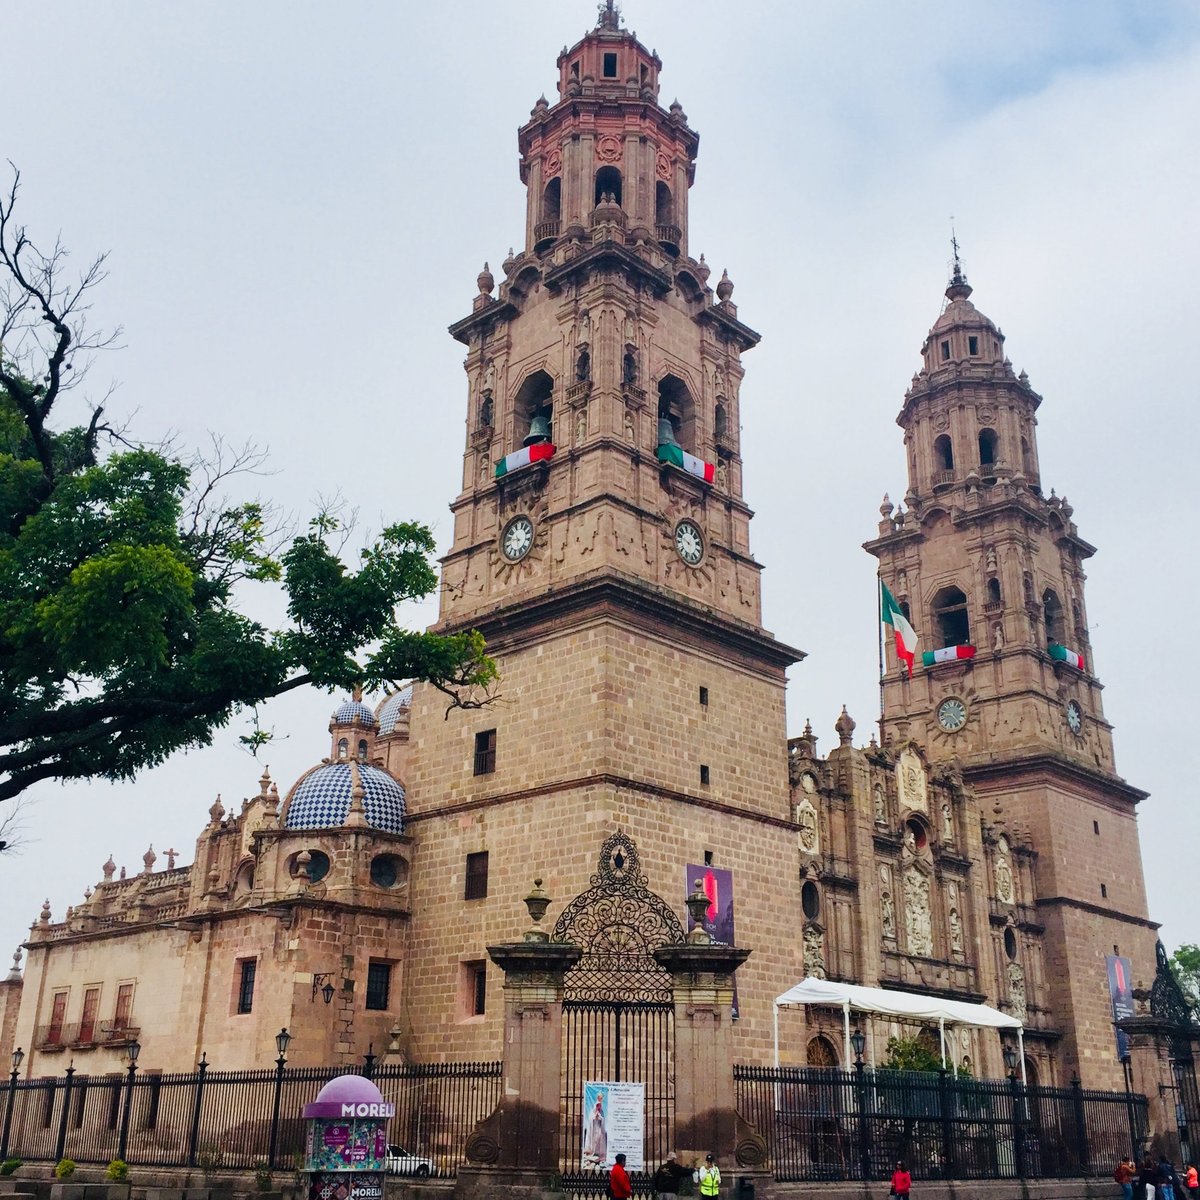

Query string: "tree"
[[880, 1034, 944, 1073], [1170, 945, 1200, 1009], [0, 168, 496, 805]]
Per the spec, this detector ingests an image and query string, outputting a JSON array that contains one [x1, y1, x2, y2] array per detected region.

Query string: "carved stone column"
[[653, 944, 764, 1172], [459, 940, 581, 1198], [1119, 1015, 1184, 1161]]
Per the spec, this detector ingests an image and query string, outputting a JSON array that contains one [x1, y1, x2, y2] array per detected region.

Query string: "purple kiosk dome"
[[303, 1074, 395, 1120], [302, 1072, 394, 1195]]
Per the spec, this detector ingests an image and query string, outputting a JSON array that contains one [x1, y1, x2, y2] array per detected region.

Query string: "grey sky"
[[3, 1, 1197, 972]]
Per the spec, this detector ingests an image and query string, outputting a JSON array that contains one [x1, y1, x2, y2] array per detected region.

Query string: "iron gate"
[[555, 832, 681, 1198]]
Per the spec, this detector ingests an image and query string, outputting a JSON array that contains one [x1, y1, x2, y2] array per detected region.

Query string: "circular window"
[[801, 881, 820, 921], [370, 854, 407, 889], [905, 818, 928, 852], [1004, 927, 1017, 960], [291, 850, 330, 883]]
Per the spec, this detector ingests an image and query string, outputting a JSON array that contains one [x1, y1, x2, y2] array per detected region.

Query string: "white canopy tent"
[[774, 978, 1026, 1084]]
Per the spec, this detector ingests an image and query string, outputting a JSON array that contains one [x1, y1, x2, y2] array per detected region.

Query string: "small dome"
[[284, 762, 405, 834], [376, 685, 413, 735], [332, 697, 378, 728]]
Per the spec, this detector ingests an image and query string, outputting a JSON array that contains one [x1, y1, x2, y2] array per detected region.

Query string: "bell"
[[524, 413, 552, 447], [657, 416, 680, 448]]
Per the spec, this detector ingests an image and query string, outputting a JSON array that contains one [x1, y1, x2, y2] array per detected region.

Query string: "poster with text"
[[685, 864, 739, 1019], [582, 1080, 645, 1172], [1107, 954, 1135, 1061]]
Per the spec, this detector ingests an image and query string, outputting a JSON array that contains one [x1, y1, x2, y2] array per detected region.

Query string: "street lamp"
[[851, 1027, 871, 1182], [311, 974, 336, 1004], [1, 1046, 24, 1160], [1002, 1041, 1018, 1077], [851, 1027, 867, 1064], [268, 1029, 291, 1169], [117, 1039, 141, 1160]]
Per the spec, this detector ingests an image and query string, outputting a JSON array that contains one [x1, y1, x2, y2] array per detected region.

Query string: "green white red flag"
[[495, 442, 555, 478], [880, 579, 918, 677], [1049, 643, 1085, 670], [656, 442, 715, 483], [922, 645, 976, 666]]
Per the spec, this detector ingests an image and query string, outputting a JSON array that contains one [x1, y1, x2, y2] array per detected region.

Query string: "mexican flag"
[[656, 442, 715, 483], [922, 645, 977, 666], [880, 579, 918, 677], [1049, 643, 1085, 670], [494, 442, 555, 479]]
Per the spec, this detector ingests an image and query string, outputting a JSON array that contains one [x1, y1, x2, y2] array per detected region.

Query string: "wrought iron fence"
[[0, 1059, 501, 1176], [734, 1065, 1149, 1182]]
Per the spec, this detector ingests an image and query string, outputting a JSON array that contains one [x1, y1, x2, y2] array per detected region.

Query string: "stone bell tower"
[[401, 4, 802, 1063], [864, 256, 1158, 1087]]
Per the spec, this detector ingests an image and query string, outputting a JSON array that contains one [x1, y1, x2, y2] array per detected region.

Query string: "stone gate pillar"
[[1120, 1015, 1184, 1161], [459, 881, 581, 1200]]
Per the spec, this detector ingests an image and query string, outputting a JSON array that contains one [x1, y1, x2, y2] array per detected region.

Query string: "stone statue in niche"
[[575, 409, 588, 445], [578, 309, 591, 344], [576, 346, 591, 382], [941, 802, 953, 841], [995, 856, 1014, 904], [482, 359, 497, 397], [623, 347, 638, 385], [904, 867, 933, 956], [986, 545, 997, 572], [874, 784, 886, 823], [479, 395, 494, 428], [803, 925, 826, 979], [716, 459, 728, 491], [880, 865, 896, 939], [623, 407, 636, 442], [949, 907, 963, 952], [993, 622, 1005, 652], [1007, 961, 1028, 1021], [479, 455, 491, 484], [797, 799, 819, 854], [623, 312, 635, 343]]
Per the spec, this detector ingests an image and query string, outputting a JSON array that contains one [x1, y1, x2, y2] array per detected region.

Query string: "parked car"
[[385, 1145, 434, 1178]]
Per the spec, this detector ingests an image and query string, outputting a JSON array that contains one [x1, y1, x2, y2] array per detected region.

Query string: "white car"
[[385, 1144, 435, 1178]]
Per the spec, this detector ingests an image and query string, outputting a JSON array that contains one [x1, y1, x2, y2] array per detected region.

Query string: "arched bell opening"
[[535, 178, 561, 251], [594, 166, 622, 208], [1043, 588, 1065, 645], [656, 374, 696, 455], [932, 585, 971, 647], [515, 370, 555, 449]]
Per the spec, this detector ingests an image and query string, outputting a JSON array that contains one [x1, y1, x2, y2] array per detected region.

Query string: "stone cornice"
[[963, 752, 1148, 806], [1035, 895, 1159, 931], [448, 299, 519, 346], [544, 241, 674, 296]]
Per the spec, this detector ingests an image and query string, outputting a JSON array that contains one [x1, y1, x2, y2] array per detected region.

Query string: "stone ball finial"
[[502, 247, 516, 276], [119, 866, 127, 880], [523, 877, 551, 940], [533, 94, 549, 114], [39, 899, 51, 924], [143, 844, 157, 874], [669, 98, 684, 120], [696, 254, 711, 284], [102, 854, 116, 881], [716, 269, 734, 302], [259, 767, 272, 797], [880, 493, 893, 518], [835, 704, 856, 746], [477, 262, 494, 296], [6, 947, 21, 982], [209, 794, 225, 825]]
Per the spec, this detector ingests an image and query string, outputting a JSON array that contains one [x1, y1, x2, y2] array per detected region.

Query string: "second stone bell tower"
[[401, 4, 802, 1061]]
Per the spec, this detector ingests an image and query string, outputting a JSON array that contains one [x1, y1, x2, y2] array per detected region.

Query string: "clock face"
[[674, 520, 704, 565], [937, 697, 968, 732], [1066, 700, 1083, 735], [501, 515, 534, 562]]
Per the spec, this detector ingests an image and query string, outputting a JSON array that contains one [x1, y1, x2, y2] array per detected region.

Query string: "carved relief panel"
[[897, 747, 928, 814]]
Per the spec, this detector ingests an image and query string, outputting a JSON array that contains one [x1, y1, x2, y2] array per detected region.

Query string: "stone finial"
[[6, 947, 21, 982], [83, 886, 92, 901], [259, 767, 272, 798], [502, 247, 516, 276], [696, 254, 711, 285], [477, 262, 494, 296], [669, 98, 684, 120], [835, 705, 856, 746], [102, 854, 116, 881], [165, 848, 178, 870], [523, 878, 552, 942], [142, 844, 157, 874], [209, 794, 225, 825], [532, 94, 549, 116], [346, 760, 368, 828], [65, 906, 73, 921], [716, 269, 734, 302], [39, 899, 51, 924], [880, 493, 893, 518], [685, 880, 713, 944], [295, 850, 312, 884], [119, 866, 126, 880]]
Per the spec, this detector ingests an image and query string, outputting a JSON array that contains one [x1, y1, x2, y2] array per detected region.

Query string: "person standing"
[[1115, 1156, 1136, 1200], [1158, 1155, 1179, 1200], [695, 1154, 721, 1199], [653, 1152, 688, 1200], [891, 1161, 912, 1200], [610, 1153, 632, 1200], [1184, 1163, 1198, 1200], [1140, 1154, 1158, 1200]]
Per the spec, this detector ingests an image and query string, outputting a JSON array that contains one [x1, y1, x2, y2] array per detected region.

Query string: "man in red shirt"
[[610, 1153, 633, 1200]]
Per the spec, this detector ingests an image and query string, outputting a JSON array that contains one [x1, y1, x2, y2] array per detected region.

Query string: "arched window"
[[357, 740, 368, 762], [801, 881, 820, 920], [714, 400, 728, 439], [594, 166, 622, 207], [1043, 588, 1065, 645], [1021, 437, 1034, 475], [655, 180, 673, 226], [978, 428, 998, 469], [514, 370, 554, 449], [337, 738, 349, 760], [657, 374, 696, 453], [987, 577, 1002, 606], [807, 1036, 838, 1068], [934, 434, 954, 472], [932, 585, 970, 647], [542, 177, 561, 224]]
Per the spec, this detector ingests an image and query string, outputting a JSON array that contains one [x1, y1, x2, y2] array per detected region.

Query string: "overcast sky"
[[2, 1, 1198, 976]]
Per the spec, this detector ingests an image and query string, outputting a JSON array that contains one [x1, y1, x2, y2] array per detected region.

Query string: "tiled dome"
[[284, 762, 405, 834], [332, 698, 378, 728], [376, 685, 413, 735]]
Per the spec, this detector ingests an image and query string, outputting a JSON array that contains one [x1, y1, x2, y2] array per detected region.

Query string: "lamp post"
[[187, 1052, 209, 1168], [1003, 1041, 1026, 1180], [851, 1027, 871, 1182], [1, 1046, 24, 1160], [362, 1044, 376, 1081], [117, 1039, 141, 1162], [267, 1028, 291, 1170], [1121, 1052, 1141, 1160]]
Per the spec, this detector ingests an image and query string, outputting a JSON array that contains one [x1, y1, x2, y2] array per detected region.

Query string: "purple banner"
[[1107, 954, 1135, 1061]]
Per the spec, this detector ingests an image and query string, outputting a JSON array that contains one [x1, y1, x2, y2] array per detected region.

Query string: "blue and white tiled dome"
[[284, 762, 405, 834], [332, 698, 378, 728], [376, 685, 413, 735]]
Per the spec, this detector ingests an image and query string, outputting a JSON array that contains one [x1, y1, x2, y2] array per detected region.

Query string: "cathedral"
[[0, 4, 1157, 1100]]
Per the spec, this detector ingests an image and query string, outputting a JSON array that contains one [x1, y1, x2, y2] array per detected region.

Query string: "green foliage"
[[54, 1159, 77, 1179], [0, 1158, 21, 1176], [1170, 944, 1200, 1008], [105, 1159, 130, 1182], [0, 183, 498, 803], [197, 1147, 225, 1174], [880, 1035, 944, 1073], [253, 1162, 273, 1192]]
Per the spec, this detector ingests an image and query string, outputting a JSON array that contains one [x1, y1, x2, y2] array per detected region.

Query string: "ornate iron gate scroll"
[[556, 832, 682, 1197]]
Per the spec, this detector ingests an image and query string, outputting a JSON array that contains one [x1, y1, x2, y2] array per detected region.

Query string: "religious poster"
[[685, 865, 739, 1019], [1107, 954, 1135, 1060], [582, 1081, 645, 1171]]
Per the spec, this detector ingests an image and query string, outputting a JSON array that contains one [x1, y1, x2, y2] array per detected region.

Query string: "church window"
[[987, 577, 1002, 606], [371, 853, 405, 889], [465, 851, 489, 900], [514, 370, 554, 449], [1101, 883, 1108, 898], [968, 335, 979, 355], [480, 395, 493, 427], [603, 51, 618, 78], [940, 340, 951, 360], [461, 961, 487, 1018], [1021, 437, 1034, 476], [655, 180, 674, 226], [806, 1035, 838, 1067], [473, 729, 496, 776], [301, 850, 331, 883], [714, 401, 728, 439], [932, 585, 970, 647], [114, 982, 134, 1030], [934, 434, 954, 472], [700, 764, 710, 786], [47, 990, 68, 1045], [1094, 821, 1100, 836], [237, 959, 256, 1014], [699, 686, 709, 706], [704, 849, 714, 866], [905, 818, 928, 852], [542, 176, 561, 224], [802, 881, 820, 920], [1043, 589, 1065, 644], [80, 986, 100, 1043], [337, 738, 349, 760], [1004, 927, 1017, 960], [595, 165, 623, 207], [657, 374, 696, 453], [366, 960, 392, 1011], [978, 427, 998, 468], [357, 739, 368, 761]]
